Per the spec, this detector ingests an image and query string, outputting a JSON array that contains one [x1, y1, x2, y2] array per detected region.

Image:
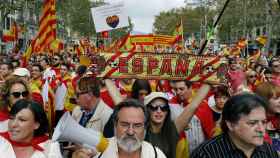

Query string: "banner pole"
[[198, 0, 230, 55]]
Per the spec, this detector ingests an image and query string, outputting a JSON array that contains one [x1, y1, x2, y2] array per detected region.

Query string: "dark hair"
[[40, 57, 50, 65], [112, 98, 149, 127], [145, 98, 178, 158], [11, 60, 20, 68], [146, 97, 171, 130], [174, 80, 192, 88], [213, 85, 230, 98], [76, 65, 87, 76], [77, 76, 100, 97], [10, 99, 49, 136], [131, 79, 152, 99], [32, 64, 43, 72], [1, 61, 14, 71], [269, 56, 279, 67], [263, 67, 272, 75], [221, 93, 268, 132]]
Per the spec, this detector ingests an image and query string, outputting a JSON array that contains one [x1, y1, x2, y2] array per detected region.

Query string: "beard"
[[117, 134, 142, 153]]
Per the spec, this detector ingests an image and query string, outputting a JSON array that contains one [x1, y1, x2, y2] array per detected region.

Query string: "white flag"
[[91, 1, 129, 32]]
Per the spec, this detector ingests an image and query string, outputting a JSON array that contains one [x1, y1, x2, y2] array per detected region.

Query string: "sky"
[[103, 0, 186, 33]]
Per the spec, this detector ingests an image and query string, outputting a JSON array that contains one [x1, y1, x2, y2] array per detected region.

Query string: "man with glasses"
[[72, 76, 112, 131], [191, 93, 279, 158], [72, 99, 166, 158], [68, 76, 113, 156]]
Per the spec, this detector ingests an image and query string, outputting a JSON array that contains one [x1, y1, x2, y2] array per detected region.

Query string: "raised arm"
[[104, 79, 125, 105], [175, 84, 211, 133]]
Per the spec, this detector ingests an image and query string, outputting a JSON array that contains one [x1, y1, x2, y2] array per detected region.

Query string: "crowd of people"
[[0, 49, 279, 158]]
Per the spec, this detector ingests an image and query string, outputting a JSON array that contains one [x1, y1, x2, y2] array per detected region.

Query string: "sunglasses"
[[10, 91, 29, 98], [148, 104, 169, 112], [53, 58, 59, 61], [249, 75, 256, 78]]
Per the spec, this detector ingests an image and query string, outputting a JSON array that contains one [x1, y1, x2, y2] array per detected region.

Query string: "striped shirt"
[[191, 133, 279, 158]]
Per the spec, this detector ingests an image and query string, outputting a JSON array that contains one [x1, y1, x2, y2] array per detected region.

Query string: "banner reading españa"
[[95, 52, 225, 82]]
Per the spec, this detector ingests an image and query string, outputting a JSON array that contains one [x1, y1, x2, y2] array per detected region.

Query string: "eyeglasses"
[[10, 91, 29, 98], [75, 91, 89, 97], [118, 121, 144, 131], [148, 104, 169, 112]]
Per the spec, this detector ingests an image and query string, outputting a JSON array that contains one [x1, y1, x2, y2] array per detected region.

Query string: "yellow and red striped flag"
[[21, 40, 36, 67], [49, 39, 63, 52], [1, 22, 18, 42], [173, 19, 183, 42], [34, 0, 57, 53]]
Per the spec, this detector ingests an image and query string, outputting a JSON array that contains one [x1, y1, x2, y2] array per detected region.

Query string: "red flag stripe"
[[104, 46, 136, 78], [186, 56, 221, 81]]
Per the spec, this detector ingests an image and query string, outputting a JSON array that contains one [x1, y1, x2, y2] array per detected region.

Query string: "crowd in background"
[[0, 49, 279, 157]]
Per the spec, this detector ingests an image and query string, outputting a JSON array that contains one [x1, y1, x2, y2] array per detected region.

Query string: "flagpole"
[[181, 18, 184, 53], [198, 0, 230, 55]]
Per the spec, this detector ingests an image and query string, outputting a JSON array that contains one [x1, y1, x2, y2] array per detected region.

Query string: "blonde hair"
[[255, 82, 280, 100]]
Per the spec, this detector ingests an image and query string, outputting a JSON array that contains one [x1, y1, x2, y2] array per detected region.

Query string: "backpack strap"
[[152, 145, 158, 158]]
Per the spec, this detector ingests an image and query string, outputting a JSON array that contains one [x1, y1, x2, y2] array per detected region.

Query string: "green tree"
[[153, 6, 215, 38]]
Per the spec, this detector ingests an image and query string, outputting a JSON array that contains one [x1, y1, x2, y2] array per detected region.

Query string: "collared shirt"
[[79, 109, 95, 127], [79, 99, 100, 127], [191, 133, 279, 158]]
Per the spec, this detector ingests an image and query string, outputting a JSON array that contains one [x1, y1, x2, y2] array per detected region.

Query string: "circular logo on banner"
[[106, 15, 119, 28]]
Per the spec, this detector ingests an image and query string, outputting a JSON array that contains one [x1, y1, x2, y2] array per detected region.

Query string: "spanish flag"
[[176, 132, 189, 158]]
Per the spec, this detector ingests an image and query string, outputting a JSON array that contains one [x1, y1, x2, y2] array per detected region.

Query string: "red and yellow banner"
[[119, 34, 182, 53], [95, 52, 223, 82]]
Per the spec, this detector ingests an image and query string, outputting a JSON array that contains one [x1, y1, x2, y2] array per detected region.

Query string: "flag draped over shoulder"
[[34, 0, 57, 52], [1, 22, 18, 42]]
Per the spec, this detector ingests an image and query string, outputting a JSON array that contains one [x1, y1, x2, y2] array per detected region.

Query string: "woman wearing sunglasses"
[[0, 77, 32, 132], [143, 84, 210, 158], [245, 69, 258, 92], [0, 99, 62, 158]]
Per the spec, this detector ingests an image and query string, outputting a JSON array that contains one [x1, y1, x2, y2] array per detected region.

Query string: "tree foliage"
[[153, 6, 215, 38], [154, 0, 280, 43]]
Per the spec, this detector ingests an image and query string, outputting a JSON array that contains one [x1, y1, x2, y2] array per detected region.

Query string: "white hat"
[[144, 92, 168, 106], [13, 68, 31, 77]]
